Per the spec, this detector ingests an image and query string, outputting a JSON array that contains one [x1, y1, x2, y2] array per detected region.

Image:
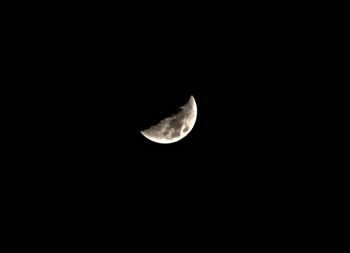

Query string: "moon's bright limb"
[[140, 96, 197, 144]]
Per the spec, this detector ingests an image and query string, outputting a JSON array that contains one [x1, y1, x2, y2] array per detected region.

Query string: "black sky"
[[34, 7, 300, 177], [15, 4, 314, 219], [4, 4, 325, 241]]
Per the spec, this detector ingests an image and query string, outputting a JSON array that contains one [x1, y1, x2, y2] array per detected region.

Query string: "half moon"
[[140, 96, 197, 144]]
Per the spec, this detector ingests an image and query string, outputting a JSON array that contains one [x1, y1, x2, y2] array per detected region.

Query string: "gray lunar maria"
[[141, 96, 198, 144]]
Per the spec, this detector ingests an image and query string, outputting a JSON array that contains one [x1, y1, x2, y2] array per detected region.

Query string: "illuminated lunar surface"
[[141, 96, 197, 144]]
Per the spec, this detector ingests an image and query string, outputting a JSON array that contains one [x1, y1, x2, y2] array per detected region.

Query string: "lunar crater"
[[140, 96, 197, 144]]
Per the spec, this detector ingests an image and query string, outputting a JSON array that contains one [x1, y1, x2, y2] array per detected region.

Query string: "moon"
[[140, 96, 197, 144]]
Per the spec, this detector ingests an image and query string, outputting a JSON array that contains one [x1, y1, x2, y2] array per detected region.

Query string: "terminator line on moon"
[[140, 96, 197, 144]]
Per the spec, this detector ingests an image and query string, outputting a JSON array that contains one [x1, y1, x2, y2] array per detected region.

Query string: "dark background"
[[44, 12, 298, 170], [15, 4, 308, 189], [7, 3, 322, 239]]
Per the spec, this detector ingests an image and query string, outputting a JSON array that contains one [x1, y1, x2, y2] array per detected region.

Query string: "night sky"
[[32, 12, 299, 190], [15, 5, 312, 236]]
